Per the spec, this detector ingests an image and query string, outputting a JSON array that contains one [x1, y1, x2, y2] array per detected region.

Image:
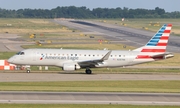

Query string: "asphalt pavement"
[[0, 91, 179, 105], [52, 19, 180, 53]]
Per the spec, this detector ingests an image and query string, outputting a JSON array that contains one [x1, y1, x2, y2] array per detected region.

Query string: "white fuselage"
[[8, 49, 155, 69]]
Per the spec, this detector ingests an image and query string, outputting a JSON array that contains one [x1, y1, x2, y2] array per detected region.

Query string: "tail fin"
[[134, 24, 172, 59]]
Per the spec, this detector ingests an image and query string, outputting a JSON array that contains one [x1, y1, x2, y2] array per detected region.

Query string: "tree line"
[[0, 6, 180, 18]]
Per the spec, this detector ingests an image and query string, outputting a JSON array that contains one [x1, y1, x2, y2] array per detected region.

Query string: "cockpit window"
[[17, 52, 25, 55]]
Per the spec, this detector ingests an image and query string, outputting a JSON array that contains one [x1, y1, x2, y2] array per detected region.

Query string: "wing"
[[75, 51, 112, 68]]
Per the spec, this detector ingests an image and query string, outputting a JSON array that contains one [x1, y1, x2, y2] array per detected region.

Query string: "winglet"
[[102, 51, 112, 60]]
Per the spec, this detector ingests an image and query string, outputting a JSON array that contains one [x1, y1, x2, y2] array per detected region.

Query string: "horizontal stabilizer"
[[151, 52, 174, 59]]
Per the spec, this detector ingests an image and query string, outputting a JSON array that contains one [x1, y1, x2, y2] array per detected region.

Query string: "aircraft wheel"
[[27, 70, 30, 73], [85, 69, 92, 74]]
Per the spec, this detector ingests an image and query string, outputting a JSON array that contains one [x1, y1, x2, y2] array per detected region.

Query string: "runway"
[[0, 91, 180, 105], [52, 19, 180, 53], [0, 73, 180, 82], [0, 34, 33, 52], [1, 19, 179, 53]]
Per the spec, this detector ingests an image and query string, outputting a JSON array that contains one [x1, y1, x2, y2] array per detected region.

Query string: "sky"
[[0, 0, 179, 12]]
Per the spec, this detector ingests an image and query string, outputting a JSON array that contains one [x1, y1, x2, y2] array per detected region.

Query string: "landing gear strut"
[[85, 68, 92, 74]]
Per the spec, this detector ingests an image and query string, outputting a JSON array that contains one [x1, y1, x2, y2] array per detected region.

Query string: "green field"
[[21, 43, 135, 50], [0, 104, 179, 108], [0, 18, 73, 34], [0, 80, 179, 93], [0, 52, 16, 59]]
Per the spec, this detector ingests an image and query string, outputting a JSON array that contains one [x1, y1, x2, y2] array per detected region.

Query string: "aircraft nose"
[[8, 57, 14, 64]]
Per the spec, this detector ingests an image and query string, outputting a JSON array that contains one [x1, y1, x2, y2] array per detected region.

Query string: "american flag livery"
[[134, 24, 172, 60]]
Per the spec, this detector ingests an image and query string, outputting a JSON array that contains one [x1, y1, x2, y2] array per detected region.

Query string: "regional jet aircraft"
[[8, 24, 173, 74]]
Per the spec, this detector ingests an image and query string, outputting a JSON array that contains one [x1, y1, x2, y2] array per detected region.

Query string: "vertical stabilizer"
[[134, 24, 172, 59]]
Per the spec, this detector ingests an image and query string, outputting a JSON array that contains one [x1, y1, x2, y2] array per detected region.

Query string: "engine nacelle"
[[62, 63, 81, 71]]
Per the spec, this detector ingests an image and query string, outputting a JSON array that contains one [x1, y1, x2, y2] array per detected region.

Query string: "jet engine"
[[62, 63, 81, 71]]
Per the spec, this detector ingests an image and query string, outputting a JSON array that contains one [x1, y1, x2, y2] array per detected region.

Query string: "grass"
[[0, 18, 72, 34], [0, 52, 16, 59], [3, 67, 180, 73], [21, 43, 135, 50], [0, 104, 179, 108], [0, 80, 179, 93], [25, 33, 102, 42], [92, 68, 180, 73]]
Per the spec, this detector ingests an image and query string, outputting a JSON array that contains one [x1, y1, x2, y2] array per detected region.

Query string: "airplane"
[[8, 24, 174, 74]]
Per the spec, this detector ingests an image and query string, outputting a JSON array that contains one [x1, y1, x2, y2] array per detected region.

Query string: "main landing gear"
[[85, 68, 92, 74]]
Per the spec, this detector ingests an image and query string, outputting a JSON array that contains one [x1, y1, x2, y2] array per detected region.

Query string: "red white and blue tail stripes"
[[135, 24, 172, 59], [145, 24, 172, 48]]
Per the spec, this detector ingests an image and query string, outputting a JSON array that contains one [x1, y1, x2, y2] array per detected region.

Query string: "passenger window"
[[20, 52, 25, 55]]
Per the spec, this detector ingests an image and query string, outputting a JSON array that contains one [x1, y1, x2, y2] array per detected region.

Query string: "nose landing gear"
[[26, 70, 31, 73], [25, 66, 31, 73]]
